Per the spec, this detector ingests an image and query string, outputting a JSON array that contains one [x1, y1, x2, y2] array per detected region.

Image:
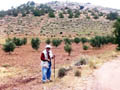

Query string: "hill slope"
[[0, 1, 117, 37]]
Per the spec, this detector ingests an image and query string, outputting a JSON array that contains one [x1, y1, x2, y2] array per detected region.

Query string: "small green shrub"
[[81, 37, 88, 44], [83, 45, 89, 50], [75, 58, 87, 66], [68, 12, 73, 18], [59, 12, 64, 18], [74, 10, 80, 18], [52, 38, 62, 47], [21, 38, 27, 45], [64, 44, 72, 56], [64, 38, 71, 45], [75, 70, 81, 77], [3, 41, 16, 54], [74, 37, 80, 44], [31, 38, 40, 51], [12, 37, 23, 47], [107, 12, 119, 20], [46, 38, 51, 44], [58, 68, 66, 78], [90, 36, 102, 48], [49, 11, 55, 18]]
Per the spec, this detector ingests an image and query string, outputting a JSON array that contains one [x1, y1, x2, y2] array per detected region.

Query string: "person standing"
[[41, 45, 55, 83]]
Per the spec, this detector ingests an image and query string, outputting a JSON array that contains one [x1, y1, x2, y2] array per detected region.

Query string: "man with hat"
[[41, 45, 55, 83]]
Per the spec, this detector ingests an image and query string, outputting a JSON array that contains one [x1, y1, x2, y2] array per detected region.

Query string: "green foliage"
[[59, 12, 64, 18], [90, 35, 115, 48], [67, 9, 72, 14], [0, 11, 6, 17], [22, 12, 26, 17], [81, 37, 88, 44], [113, 18, 120, 50], [48, 11, 55, 18], [75, 57, 87, 66], [32, 9, 45, 16], [107, 12, 119, 20], [67, 9, 73, 18], [74, 37, 81, 44], [83, 45, 89, 50], [52, 38, 62, 47], [64, 44, 72, 56], [64, 38, 71, 45], [58, 68, 66, 78], [12, 9, 18, 17], [102, 35, 115, 44], [46, 38, 51, 44], [74, 10, 80, 18], [21, 38, 27, 45], [31, 38, 40, 50], [93, 15, 99, 19], [0, 1, 54, 17], [99, 12, 103, 16], [68, 12, 73, 18], [90, 36, 102, 48], [12, 37, 23, 47], [3, 41, 16, 54], [116, 47, 120, 51]]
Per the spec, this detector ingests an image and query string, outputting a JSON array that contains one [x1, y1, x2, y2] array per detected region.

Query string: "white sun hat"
[[45, 45, 52, 49]]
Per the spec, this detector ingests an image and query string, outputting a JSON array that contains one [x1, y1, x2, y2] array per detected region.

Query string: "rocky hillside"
[[46, 1, 119, 13], [0, 1, 118, 37]]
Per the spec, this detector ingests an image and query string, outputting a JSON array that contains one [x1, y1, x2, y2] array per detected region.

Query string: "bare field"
[[0, 42, 118, 90]]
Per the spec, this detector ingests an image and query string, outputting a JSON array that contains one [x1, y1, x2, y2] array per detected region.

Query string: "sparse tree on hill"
[[74, 10, 80, 18], [59, 12, 64, 18], [49, 11, 55, 18], [67, 9, 72, 14], [107, 12, 119, 20], [68, 12, 73, 18], [33, 9, 45, 16]]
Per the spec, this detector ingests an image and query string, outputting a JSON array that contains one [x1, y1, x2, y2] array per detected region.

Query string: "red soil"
[[0, 42, 116, 90]]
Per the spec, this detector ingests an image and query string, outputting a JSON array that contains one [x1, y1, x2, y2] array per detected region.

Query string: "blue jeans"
[[42, 62, 51, 82]]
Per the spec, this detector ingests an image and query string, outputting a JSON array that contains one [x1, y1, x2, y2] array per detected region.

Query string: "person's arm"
[[50, 51, 55, 59], [41, 53, 45, 60]]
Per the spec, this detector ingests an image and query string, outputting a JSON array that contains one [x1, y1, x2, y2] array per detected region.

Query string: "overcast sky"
[[0, 0, 120, 10]]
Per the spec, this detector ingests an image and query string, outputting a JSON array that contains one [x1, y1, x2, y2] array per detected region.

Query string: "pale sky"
[[0, 0, 120, 10]]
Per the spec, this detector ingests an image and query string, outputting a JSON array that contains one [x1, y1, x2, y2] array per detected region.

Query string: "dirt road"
[[88, 58, 120, 90]]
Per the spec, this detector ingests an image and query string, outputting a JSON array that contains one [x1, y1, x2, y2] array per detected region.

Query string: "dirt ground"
[[0, 42, 117, 90], [85, 57, 120, 90]]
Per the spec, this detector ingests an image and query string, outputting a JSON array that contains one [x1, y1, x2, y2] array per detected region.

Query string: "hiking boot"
[[48, 80, 53, 82], [42, 81, 46, 84]]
